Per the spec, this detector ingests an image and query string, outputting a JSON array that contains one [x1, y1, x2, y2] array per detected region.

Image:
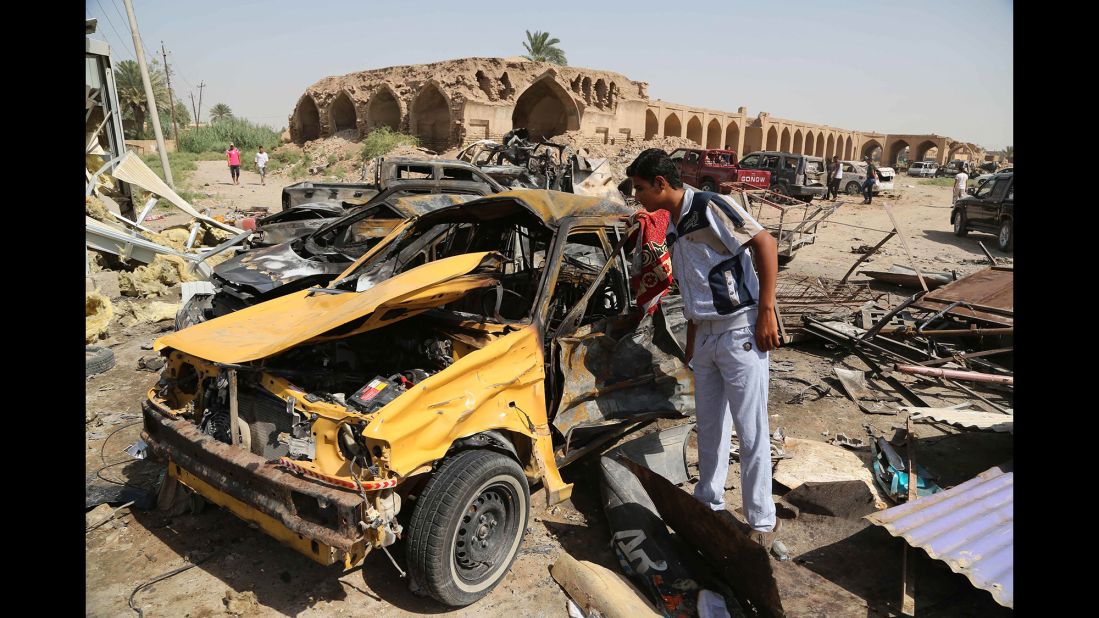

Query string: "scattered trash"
[[125, 439, 149, 460], [829, 433, 867, 450], [770, 540, 790, 562], [903, 405, 1013, 433], [870, 435, 942, 503], [223, 589, 259, 616], [774, 438, 890, 510], [730, 428, 790, 465], [833, 367, 901, 414], [771, 360, 795, 372]]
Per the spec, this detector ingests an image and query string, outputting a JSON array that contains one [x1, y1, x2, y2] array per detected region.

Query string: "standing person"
[[861, 155, 878, 204], [953, 167, 969, 204], [226, 143, 242, 185], [827, 156, 842, 200], [255, 146, 269, 186], [626, 149, 782, 551]]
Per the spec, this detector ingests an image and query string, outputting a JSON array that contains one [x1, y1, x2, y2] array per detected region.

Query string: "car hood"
[[253, 220, 329, 247], [213, 241, 344, 296], [156, 251, 502, 364]]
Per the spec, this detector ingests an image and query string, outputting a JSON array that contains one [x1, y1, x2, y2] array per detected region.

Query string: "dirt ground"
[[86, 165, 1013, 617]]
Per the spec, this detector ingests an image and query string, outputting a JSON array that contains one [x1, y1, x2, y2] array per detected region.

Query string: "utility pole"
[[160, 41, 180, 142], [197, 81, 206, 126], [122, 0, 173, 187], [189, 91, 199, 128]]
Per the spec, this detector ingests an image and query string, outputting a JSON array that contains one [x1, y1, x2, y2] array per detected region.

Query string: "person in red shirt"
[[226, 144, 242, 185]]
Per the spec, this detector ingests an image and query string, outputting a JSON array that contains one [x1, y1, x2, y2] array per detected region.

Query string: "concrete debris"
[[222, 589, 259, 616], [87, 270, 121, 299], [138, 355, 166, 372], [774, 437, 891, 510], [85, 291, 113, 343]]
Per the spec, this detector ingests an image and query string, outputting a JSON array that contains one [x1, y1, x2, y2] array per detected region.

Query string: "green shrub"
[[176, 118, 281, 154], [360, 127, 418, 160]]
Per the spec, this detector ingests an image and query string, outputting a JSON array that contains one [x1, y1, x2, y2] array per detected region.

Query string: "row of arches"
[[292, 74, 585, 149], [766, 125, 855, 159], [644, 110, 741, 150], [856, 139, 969, 166]]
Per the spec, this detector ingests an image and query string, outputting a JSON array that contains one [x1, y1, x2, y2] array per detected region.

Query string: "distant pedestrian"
[[953, 168, 969, 204], [255, 146, 269, 186], [827, 156, 842, 200], [226, 144, 242, 185], [861, 156, 878, 204]]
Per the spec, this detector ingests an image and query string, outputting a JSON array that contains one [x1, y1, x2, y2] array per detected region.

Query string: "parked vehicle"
[[667, 148, 770, 193], [935, 160, 976, 178], [144, 190, 692, 606], [975, 166, 1013, 185], [736, 151, 827, 202], [951, 171, 1013, 252], [176, 191, 495, 329], [906, 161, 938, 177], [839, 160, 895, 195]]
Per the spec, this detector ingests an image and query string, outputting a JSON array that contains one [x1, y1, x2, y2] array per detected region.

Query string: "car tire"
[[774, 184, 789, 196], [953, 210, 968, 237], [778, 253, 796, 265], [845, 182, 862, 195], [700, 180, 717, 192], [406, 449, 530, 607], [175, 294, 214, 331], [997, 219, 1013, 252], [86, 345, 116, 377]]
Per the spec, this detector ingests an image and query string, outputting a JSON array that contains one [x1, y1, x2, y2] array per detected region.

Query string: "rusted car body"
[[143, 190, 692, 606]]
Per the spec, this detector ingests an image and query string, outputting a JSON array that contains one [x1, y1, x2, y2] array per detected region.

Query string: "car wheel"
[[953, 211, 968, 237], [700, 180, 717, 192], [845, 182, 862, 195], [406, 449, 530, 607], [774, 184, 789, 196], [175, 294, 214, 331], [778, 253, 796, 265], [86, 345, 116, 377], [997, 219, 1013, 252]]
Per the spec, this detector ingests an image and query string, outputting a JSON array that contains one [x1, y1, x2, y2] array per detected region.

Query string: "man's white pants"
[[690, 324, 776, 532]]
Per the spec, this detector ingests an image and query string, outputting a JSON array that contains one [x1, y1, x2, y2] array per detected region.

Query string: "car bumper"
[[790, 185, 827, 198], [142, 399, 368, 567]]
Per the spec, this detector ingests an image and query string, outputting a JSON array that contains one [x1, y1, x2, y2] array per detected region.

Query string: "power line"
[[92, 0, 134, 61], [112, 0, 158, 70]]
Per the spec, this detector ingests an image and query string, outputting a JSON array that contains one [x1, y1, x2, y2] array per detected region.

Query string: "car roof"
[[425, 189, 635, 227]]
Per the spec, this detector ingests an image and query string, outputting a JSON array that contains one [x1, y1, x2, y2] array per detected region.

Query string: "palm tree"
[[114, 59, 169, 137], [522, 30, 567, 65], [209, 103, 233, 123], [1004, 145, 1013, 162]]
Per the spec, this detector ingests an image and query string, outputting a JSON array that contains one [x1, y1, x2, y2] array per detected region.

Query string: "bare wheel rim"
[[453, 481, 521, 585], [999, 222, 1010, 246]]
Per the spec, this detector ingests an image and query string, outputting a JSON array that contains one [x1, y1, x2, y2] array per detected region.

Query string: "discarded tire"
[[86, 345, 116, 377], [406, 449, 529, 607]]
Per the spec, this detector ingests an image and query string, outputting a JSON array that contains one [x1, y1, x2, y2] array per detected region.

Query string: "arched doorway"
[[686, 116, 703, 144], [814, 132, 825, 157], [291, 95, 321, 144], [805, 132, 816, 156], [368, 87, 401, 131], [793, 129, 803, 154], [329, 91, 358, 137], [862, 140, 883, 162], [765, 126, 778, 150], [915, 140, 939, 162], [825, 134, 835, 159], [844, 136, 853, 159], [725, 122, 739, 150], [706, 119, 722, 148], [664, 113, 681, 138], [780, 127, 791, 152], [412, 84, 453, 150], [887, 141, 911, 166], [511, 76, 579, 141], [645, 110, 659, 139]]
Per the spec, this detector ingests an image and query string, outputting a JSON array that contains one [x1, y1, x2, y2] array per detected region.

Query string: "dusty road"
[[87, 168, 1012, 617]]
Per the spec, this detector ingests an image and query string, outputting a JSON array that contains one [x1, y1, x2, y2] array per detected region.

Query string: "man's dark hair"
[[625, 148, 683, 189]]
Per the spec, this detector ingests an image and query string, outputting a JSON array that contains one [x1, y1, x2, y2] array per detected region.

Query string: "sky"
[[86, 0, 1013, 150]]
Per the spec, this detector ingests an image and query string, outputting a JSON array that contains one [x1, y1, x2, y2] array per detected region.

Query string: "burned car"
[[457, 128, 624, 205], [258, 163, 506, 248], [177, 192, 487, 329], [143, 190, 692, 606]]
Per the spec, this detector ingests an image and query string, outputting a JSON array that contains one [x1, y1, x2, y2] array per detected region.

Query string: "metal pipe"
[[840, 230, 896, 284], [228, 369, 242, 447], [893, 364, 1013, 386], [890, 327, 1013, 338], [916, 347, 1013, 366]]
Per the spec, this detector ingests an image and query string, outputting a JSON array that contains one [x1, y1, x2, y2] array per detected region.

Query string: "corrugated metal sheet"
[[913, 266, 1013, 326], [865, 464, 1013, 608]]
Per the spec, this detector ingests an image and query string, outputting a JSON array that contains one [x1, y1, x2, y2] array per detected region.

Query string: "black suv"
[[736, 151, 827, 202], [951, 171, 1013, 252]]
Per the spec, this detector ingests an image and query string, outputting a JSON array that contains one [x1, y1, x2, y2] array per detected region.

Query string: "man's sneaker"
[[749, 517, 782, 549]]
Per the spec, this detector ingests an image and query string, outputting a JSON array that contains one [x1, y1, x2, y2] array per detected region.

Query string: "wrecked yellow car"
[[141, 189, 692, 606]]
